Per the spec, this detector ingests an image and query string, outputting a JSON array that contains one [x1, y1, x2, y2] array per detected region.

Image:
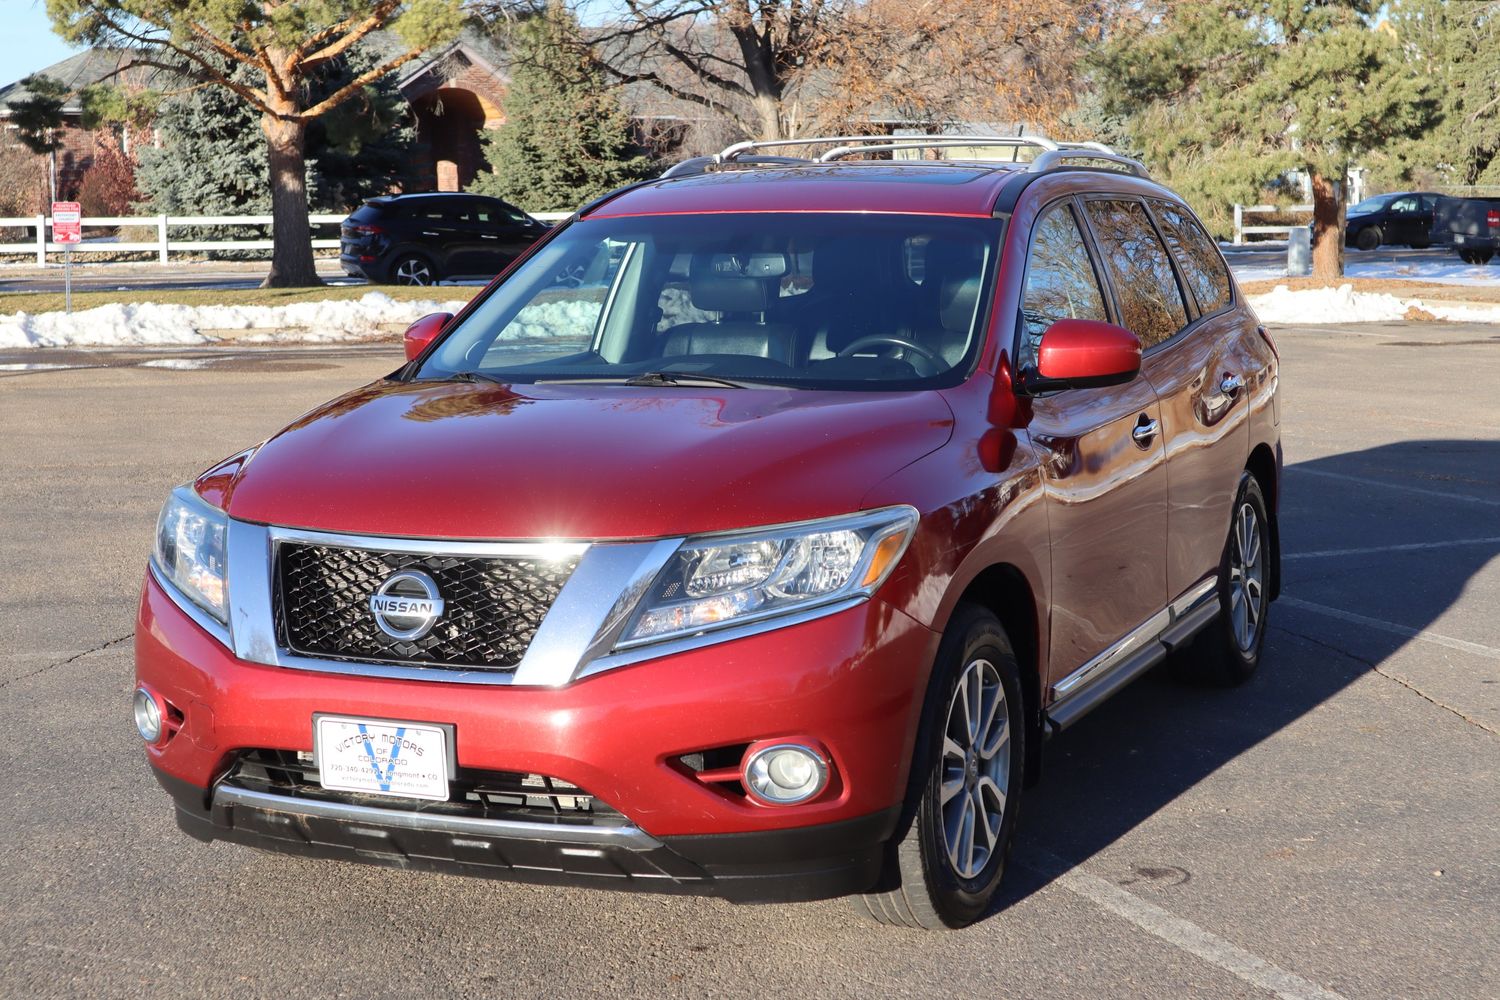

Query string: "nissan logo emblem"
[[368, 569, 445, 640]]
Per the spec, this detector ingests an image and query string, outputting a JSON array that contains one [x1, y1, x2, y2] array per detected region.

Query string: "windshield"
[[417, 213, 1001, 390], [1349, 195, 1394, 214]]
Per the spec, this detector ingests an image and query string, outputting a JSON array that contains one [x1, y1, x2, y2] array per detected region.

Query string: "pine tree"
[[1096, 1, 1436, 281], [469, 6, 651, 213], [1389, 0, 1500, 188], [135, 53, 420, 234]]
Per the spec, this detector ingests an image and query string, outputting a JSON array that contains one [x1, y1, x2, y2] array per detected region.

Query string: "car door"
[[1385, 195, 1421, 245], [407, 199, 469, 275], [1017, 199, 1169, 686], [1120, 199, 1252, 605], [477, 198, 546, 269]]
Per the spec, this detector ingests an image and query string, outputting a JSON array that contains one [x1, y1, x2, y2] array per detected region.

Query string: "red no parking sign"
[[51, 201, 82, 245]]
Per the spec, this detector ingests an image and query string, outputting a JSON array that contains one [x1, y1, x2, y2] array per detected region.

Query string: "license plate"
[[1454, 234, 1466, 243], [313, 715, 451, 801]]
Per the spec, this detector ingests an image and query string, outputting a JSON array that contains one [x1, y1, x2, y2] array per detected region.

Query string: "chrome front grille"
[[275, 542, 579, 671]]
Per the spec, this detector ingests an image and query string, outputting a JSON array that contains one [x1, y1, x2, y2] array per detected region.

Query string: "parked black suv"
[[1343, 191, 1443, 251], [340, 193, 550, 285]]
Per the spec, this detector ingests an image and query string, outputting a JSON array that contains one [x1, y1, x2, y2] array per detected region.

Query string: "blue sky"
[[0, 1, 82, 84]]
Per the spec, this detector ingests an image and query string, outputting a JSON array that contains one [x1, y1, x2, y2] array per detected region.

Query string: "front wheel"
[[1355, 226, 1382, 252], [1175, 472, 1271, 686], [855, 605, 1025, 929]]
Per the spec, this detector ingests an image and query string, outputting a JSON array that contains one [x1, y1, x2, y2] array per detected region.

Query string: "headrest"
[[689, 253, 777, 313], [926, 239, 985, 333], [689, 275, 769, 313]]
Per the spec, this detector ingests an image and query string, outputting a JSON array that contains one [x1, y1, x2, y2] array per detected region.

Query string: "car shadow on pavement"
[[996, 438, 1500, 914]]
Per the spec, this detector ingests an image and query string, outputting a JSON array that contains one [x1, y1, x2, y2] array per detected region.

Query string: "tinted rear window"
[[1151, 201, 1233, 316], [1084, 199, 1188, 349]]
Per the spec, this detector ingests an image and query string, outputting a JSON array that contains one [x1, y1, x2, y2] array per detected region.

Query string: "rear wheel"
[[1175, 472, 1270, 686], [391, 254, 437, 286], [854, 605, 1024, 929], [1355, 226, 1382, 251]]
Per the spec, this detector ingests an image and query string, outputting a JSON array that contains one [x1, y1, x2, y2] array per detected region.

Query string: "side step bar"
[[1045, 583, 1221, 734]]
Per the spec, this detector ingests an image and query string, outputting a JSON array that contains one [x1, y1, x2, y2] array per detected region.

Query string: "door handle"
[[480, 234, 499, 239], [421, 230, 440, 236], [1132, 414, 1159, 446], [1219, 373, 1245, 396]]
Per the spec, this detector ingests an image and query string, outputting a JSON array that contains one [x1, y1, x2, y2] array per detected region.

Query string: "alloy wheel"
[[1228, 501, 1266, 651], [395, 258, 432, 285], [940, 657, 1010, 880]]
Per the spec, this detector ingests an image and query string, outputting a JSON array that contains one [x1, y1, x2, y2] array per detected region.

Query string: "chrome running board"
[[1046, 579, 1219, 733]]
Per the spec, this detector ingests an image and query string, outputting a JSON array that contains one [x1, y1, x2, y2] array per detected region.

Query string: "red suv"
[[136, 137, 1280, 930]]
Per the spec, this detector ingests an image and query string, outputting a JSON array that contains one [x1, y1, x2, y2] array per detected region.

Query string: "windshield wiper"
[[622, 371, 759, 388], [444, 370, 508, 386]]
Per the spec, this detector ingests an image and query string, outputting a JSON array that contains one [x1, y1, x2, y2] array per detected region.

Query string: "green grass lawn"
[[0, 284, 477, 316]]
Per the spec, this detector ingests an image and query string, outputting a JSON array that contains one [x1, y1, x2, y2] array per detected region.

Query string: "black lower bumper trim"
[[153, 767, 896, 903]]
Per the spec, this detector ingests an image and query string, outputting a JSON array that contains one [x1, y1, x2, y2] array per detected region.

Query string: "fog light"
[[133, 688, 163, 744], [743, 743, 828, 805]]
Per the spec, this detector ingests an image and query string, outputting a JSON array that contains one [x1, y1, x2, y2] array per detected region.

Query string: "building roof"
[[0, 48, 175, 115]]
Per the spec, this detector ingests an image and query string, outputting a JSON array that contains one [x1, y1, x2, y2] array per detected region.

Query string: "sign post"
[[51, 201, 82, 314]]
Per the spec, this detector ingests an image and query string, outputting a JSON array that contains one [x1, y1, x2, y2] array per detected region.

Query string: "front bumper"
[[155, 768, 898, 902], [136, 571, 937, 900]]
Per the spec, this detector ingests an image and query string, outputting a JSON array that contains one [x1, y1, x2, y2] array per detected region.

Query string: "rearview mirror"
[[1023, 318, 1141, 392], [403, 312, 452, 362]]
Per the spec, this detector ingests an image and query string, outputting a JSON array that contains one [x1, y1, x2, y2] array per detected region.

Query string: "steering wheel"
[[836, 335, 945, 376]]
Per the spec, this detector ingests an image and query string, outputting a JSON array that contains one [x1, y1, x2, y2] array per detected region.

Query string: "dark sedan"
[[1344, 192, 1443, 251], [340, 193, 550, 285]]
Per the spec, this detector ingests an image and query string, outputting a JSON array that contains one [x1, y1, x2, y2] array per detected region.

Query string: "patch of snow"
[[138, 358, 212, 370], [0, 362, 75, 371], [0, 292, 469, 349], [1247, 284, 1500, 324], [1230, 253, 1500, 287]]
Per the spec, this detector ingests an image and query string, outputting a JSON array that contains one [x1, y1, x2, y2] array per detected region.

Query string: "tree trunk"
[[261, 115, 322, 288], [1309, 168, 1345, 283]]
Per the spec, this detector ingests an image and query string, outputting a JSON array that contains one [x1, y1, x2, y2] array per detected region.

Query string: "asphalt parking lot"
[[2, 322, 1497, 999]]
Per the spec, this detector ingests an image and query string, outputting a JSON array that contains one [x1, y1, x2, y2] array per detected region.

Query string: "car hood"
[[216, 380, 955, 539]]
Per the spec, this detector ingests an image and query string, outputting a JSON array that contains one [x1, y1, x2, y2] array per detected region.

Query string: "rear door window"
[[1017, 202, 1109, 370], [1084, 199, 1188, 349], [1151, 201, 1233, 316]]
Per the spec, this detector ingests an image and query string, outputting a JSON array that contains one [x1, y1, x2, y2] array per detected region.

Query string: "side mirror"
[[403, 311, 452, 362], [1023, 318, 1141, 392]]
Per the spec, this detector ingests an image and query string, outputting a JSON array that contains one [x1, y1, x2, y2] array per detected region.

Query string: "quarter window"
[[1084, 199, 1188, 349], [1017, 204, 1109, 371], [1152, 201, 1233, 316]]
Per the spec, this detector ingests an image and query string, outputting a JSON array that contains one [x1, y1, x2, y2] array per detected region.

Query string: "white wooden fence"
[[1232, 203, 1314, 244], [0, 211, 573, 265]]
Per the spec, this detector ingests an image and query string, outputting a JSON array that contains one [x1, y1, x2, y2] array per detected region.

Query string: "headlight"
[[620, 506, 918, 647], [153, 487, 229, 623]]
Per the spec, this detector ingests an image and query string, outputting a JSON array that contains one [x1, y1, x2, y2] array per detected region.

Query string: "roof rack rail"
[[714, 134, 1147, 179]]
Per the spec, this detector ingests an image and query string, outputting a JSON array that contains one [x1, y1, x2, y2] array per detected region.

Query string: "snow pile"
[[1247, 283, 1500, 324], [1228, 250, 1500, 287], [0, 291, 470, 349]]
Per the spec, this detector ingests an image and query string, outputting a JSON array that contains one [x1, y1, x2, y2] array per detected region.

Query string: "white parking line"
[[1039, 858, 1347, 1000], [1286, 536, 1500, 560], [1288, 467, 1500, 508], [1280, 596, 1500, 661]]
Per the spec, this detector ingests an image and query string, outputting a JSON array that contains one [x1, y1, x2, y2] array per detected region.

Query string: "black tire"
[[390, 254, 438, 286], [1355, 226, 1382, 252], [1459, 250, 1479, 264], [1410, 241, 1430, 250], [854, 604, 1025, 929], [1481, 251, 1496, 265], [1175, 472, 1271, 686]]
